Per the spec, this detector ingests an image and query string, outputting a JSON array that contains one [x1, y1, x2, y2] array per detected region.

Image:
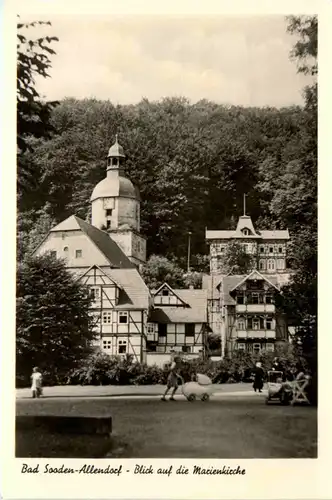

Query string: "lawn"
[[16, 397, 317, 459]]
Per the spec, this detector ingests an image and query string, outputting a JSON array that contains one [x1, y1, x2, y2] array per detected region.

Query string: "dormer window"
[[162, 289, 169, 296], [243, 229, 249, 236]]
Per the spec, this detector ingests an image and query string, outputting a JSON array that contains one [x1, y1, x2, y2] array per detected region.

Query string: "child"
[[31, 367, 43, 398], [161, 355, 182, 401]]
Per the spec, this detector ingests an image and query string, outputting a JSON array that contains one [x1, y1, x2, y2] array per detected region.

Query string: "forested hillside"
[[18, 96, 316, 266]]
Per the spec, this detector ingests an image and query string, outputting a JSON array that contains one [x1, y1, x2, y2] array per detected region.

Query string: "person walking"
[[161, 355, 182, 401], [253, 362, 264, 393], [31, 367, 43, 398]]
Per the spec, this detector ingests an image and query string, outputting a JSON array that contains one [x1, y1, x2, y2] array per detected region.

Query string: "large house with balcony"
[[219, 270, 288, 354], [203, 212, 291, 357]]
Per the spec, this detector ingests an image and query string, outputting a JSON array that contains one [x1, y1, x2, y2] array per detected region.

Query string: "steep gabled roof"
[[149, 289, 207, 323], [229, 270, 280, 293], [234, 215, 259, 237], [221, 272, 281, 306], [206, 216, 290, 241], [105, 268, 151, 310], [50, 215, 135, 269], [75, 265, 123, 289], [153, 283, 189, 306]]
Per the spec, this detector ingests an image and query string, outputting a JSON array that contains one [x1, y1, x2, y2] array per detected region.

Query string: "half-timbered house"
[[146, 283, 208, 367]]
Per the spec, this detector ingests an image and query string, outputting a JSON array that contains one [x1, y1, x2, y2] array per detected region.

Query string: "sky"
[[23, 15, 309, 108]]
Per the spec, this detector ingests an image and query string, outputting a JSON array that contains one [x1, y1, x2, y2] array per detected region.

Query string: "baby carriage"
[[182, 373, 213, 402], [265, 370, 292, 405]]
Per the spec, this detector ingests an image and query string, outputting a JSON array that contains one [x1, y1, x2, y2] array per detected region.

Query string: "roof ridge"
[[73, 217, 135, 269]]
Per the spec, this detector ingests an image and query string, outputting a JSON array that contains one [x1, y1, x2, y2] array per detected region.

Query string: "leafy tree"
[[287, 16, 317, 76], [274, 16, 318, 390], [17, 204, 56, 261], [16, 253, 96, 386], [141, 255, 185, 289], [17, 18, 58, 203], [219, 241, 255, 275], [183, 271, 203, 289]]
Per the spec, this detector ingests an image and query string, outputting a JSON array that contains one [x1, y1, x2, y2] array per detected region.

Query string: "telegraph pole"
[[187, 232, 192, 273]]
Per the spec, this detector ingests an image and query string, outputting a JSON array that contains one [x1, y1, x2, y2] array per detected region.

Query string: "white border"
[[1, 0, 330, 499]]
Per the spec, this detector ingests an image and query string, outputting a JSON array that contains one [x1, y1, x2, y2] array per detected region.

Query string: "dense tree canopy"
[[141, 255, 186, 290], [218, 240, 256, 275], [16, 254, 96, 385], [18, 97, 312, 263], [17, 19, 58, 205]]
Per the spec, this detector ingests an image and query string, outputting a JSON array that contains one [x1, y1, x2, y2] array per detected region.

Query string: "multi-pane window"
[[252, 293, 259, 305], [75, 249, 82, 258], [259, 260, 265, 270], [102, 311, 112, 324], [265, 294, 273, 304], [185, 323, 195, 337], [237, 318, 245, 330], [269, 247, 273, 253], [118, 340, 127, 354], [278, 247, 283, 253], [266, 318, 273, 330], [90, 287, 100, 300], [237, 343, 246, 351], [267, 259, 275, 271], [277, 259, 284, 270], [182, 345, 191, 353], [237, 294, 244, 304], [253, 343, 261, 353], [266, 343, 274, 352], [50, 251, 57, 259], [147, 323, 155, 334], [252, 318, 260, 330], [102, 340, 112, 350], [158, 323, 167, 337], [260, 246, 264, 253], [118, 311, 128, 324]]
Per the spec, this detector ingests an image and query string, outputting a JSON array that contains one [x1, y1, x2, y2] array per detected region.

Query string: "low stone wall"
[[16, 415, 112, 436]]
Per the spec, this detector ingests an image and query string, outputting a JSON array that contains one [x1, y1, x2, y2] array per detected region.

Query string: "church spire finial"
[[115, 133, 118, 143], [243, 193, 246, 216]]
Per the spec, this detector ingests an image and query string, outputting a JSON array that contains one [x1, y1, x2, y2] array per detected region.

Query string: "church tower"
[[90, 136, 146, 267]]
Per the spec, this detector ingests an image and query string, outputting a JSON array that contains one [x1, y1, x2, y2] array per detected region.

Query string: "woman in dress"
[[253, 362, 264, 393]]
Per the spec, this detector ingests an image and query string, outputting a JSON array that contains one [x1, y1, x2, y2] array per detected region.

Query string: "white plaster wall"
[[91, 197, 119, 230], [118, 198, 139, 230], [35, 231, 110, 267]]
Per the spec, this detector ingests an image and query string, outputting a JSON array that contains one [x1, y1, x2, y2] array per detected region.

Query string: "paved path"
[[17, 383, 267, 400]]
